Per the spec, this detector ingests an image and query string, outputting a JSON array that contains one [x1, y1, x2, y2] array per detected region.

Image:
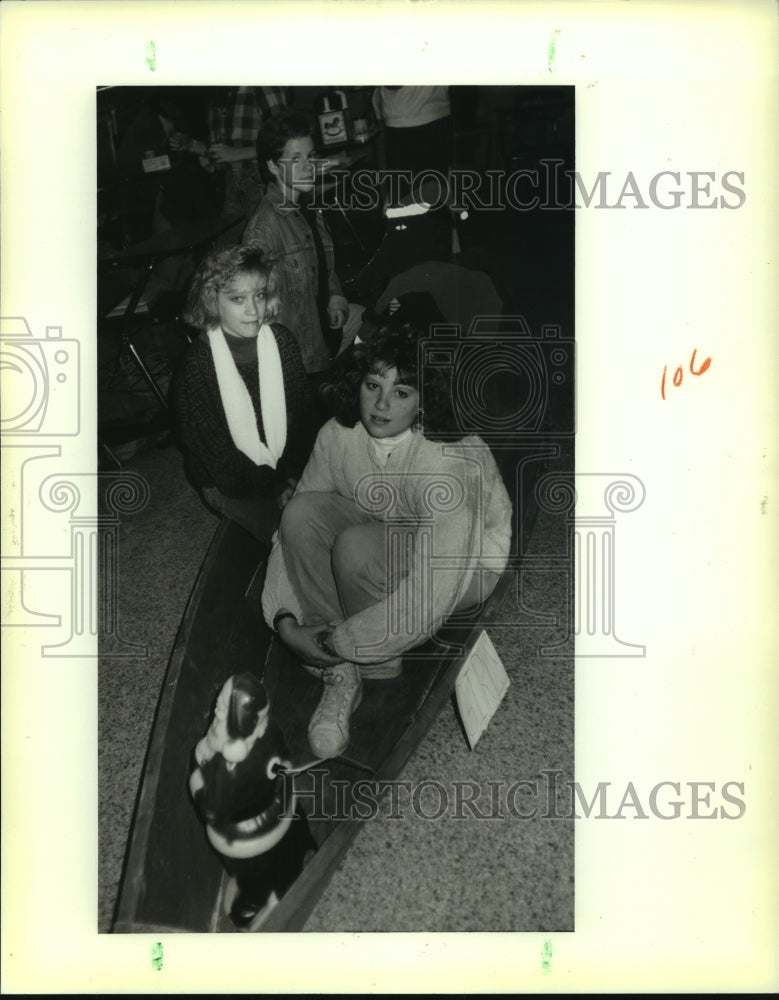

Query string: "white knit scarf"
[[207, 324, 287, 469]]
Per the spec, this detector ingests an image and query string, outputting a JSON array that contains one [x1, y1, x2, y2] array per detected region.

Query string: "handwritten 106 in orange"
[[661, 348, 711, 400]]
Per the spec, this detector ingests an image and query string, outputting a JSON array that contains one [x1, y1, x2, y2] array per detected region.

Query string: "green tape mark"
[[151, 941, 163, 971], [145, 40, 156, 72], [548, 29, 560, 74], [541, 938, 552, 974]]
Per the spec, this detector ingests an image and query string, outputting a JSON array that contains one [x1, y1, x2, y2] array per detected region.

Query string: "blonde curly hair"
[[183, 244, 282, 330]]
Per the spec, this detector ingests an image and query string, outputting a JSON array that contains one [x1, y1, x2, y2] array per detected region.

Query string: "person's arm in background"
[[206, 86, 260, 166], [205, 144, 256, 165], [168, 133, 217, 173]]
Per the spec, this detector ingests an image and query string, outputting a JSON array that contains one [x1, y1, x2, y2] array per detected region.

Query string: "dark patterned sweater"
[[172, 323, 314, 500]]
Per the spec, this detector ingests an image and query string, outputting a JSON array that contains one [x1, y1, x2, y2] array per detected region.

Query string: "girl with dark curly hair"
[[261, 324, 513, 761], [172, 244, 314, 543]]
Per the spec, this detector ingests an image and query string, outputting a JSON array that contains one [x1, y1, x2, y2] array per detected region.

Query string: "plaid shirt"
[[208, 87, 290, 147]]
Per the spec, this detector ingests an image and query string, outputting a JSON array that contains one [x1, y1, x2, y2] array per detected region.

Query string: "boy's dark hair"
[[182, 244, 281, 330], [322, 324, 462, 442], [256, 108, 316, 181]]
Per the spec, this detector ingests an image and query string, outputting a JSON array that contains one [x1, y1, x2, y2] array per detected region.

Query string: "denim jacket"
[[242, 182, 346, 374]]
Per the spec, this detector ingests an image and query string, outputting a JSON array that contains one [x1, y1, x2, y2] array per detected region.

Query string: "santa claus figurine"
[[189, 671, 315, 928]]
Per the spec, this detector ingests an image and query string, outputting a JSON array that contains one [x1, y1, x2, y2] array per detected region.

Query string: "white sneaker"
[[307, 662, 362, 759]]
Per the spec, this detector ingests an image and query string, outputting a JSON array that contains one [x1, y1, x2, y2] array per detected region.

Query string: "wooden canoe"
[[113, 510, 525, 933]]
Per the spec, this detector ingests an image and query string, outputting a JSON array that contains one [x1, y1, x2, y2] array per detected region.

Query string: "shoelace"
[[320, 670, 353, 724]]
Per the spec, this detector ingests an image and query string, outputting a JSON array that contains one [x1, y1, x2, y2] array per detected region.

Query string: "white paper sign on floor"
[[454, 629, 510, 749]]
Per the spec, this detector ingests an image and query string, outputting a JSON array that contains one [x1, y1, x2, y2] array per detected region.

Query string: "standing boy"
[[242, 109, 361, 393]]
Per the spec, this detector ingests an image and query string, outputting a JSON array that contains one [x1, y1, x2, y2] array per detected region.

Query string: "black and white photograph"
[[2, 1, 777, 994], [96, 81, 576, 935]]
